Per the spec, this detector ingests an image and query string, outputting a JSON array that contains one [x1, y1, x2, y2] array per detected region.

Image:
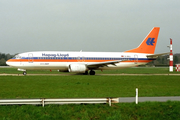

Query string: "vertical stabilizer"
[[125, 27, 160, 54]]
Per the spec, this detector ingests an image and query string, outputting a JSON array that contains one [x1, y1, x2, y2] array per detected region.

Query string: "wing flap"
[[87, 60, 122, 69]]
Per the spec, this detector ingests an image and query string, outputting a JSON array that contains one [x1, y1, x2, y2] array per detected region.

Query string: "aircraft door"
[[134, 54, 138, 64], [76, 51, 85, 62], [28, 53, 33, 63]]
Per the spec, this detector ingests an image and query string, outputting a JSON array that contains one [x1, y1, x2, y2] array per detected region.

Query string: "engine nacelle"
[[68, 64, 87, 73]]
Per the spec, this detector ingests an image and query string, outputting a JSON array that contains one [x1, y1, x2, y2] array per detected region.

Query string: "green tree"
[[0, 58, 6, 66], [161, 57, 165, 64], [174, 56, 178, 64]]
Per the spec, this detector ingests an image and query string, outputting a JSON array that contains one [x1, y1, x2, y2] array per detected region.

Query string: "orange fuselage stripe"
[[7, 59, 152, 63]]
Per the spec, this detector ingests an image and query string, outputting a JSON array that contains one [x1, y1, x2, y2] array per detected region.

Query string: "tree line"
[[1, 52, 180, 66], [147, 53, 180, 66], [0, 53, 14, 66]]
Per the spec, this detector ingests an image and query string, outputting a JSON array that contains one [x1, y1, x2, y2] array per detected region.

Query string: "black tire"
[[83, 71, 89, 75], [90, 70, 95, 75], [23, 71, 27, 75]]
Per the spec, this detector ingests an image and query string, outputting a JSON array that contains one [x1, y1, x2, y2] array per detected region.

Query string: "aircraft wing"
[[87, 60, 122, 69], [146, 52, 170, 58]]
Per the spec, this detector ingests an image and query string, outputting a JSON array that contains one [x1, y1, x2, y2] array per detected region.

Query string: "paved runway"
[[119, 96, 180, 103], [1, 73, 180, 76]]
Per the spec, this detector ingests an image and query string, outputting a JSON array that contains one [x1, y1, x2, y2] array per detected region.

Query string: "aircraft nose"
[[6, 60, 12, 66]]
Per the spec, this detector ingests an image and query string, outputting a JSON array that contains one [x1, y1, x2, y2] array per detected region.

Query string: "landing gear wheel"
[[23, 71, 27, 75], [90, 70, 95, 75], [83, 71, 89, 75]]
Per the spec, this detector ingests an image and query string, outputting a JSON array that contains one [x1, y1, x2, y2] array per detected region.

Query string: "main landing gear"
[[83, 70, 95, 75], [83, 71, 89, 75], [89, 70, 95, 75]]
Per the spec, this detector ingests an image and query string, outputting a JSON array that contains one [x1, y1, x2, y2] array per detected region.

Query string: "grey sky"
[[1, 0, 180, 54]]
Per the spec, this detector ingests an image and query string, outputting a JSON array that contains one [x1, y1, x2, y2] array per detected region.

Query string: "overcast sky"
[[1, 0, 180, 54]]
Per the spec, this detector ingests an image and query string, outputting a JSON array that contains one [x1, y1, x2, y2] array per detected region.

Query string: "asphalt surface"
[[119, 96, 180, 103], [1, 73, 180, 76]]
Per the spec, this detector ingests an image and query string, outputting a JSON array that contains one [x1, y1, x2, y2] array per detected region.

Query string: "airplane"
[[6, 27, 169, 75]]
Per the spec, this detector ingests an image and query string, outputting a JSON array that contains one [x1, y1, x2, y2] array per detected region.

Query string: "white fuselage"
[[6, 51, 154, 71]]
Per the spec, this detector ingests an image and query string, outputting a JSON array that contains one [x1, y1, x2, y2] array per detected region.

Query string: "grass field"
[[0, 75, 180, 98], [0, 67, 179, 74], [0, 67, 180, 119], [0, 102, 180, 120]]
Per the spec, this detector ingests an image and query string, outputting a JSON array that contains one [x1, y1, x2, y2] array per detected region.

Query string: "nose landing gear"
[[23, 71, 27, 75]]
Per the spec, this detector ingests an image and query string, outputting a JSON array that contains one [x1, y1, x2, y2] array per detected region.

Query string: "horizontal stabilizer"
[[146, 52, 170, 58]]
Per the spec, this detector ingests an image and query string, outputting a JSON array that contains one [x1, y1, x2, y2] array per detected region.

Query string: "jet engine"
[[68, 64, 87, 73]]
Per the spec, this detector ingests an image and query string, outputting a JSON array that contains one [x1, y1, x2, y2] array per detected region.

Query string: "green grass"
[[0, 67, 179, 74], [97, 67, 178, 74], [0, 68, 180, 119], [0, 102, 180, 120], [0, 76, 180, 98]]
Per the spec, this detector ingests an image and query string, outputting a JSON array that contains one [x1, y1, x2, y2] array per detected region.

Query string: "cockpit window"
[[13, 55, 22, 59]]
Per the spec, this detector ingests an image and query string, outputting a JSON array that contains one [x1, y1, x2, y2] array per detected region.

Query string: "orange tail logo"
[[125, 27, 160, 54]]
